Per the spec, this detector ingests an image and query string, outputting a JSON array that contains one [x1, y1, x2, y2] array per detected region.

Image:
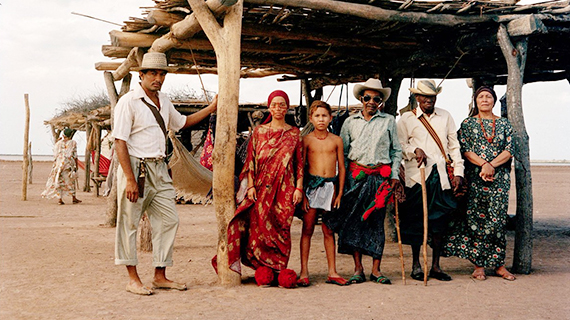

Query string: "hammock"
[[168, 131, 213, 204], [77, 151, 111, 177]]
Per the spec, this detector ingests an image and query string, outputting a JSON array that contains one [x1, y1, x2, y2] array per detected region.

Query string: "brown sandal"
[[495, 267, 516, 281]]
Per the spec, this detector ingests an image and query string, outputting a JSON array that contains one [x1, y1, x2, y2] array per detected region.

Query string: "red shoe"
[[297, 277, 310, 287], [325, 276, 349, 286]]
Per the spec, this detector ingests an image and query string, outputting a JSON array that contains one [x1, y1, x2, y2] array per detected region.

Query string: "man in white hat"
[[324, 78, 402, 285], [113, 52, 217, 295], [396, 79, 464, 281]]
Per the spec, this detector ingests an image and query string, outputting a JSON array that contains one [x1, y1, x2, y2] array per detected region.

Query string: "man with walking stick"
[[397, 80, 465, 282]]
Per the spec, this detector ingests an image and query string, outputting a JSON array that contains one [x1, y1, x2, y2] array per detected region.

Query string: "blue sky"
[[1, 0, 568, 160]]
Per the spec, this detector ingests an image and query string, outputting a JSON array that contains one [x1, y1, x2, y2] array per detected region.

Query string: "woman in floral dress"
[[442, 86, 516, 281], [42, 128, 82, 205]]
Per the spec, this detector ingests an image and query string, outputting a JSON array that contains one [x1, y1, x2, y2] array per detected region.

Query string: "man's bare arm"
[[115, 139, 139, 203], [183, 95, 218, 129]]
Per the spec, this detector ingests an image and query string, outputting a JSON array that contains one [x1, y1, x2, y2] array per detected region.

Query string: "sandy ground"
[[1, 160, 569, 320]]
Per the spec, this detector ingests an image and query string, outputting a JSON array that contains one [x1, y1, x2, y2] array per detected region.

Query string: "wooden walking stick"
[[419, 163, 429, 286], [394, 200, 406, 284]]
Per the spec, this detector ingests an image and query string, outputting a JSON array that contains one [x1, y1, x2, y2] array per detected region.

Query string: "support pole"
[[382, 76, 403, 117], [21, 94, 30, 201], [419, 164, 429, 286], [27, 142, 33, 184], [102, 71, 122, 227], [497, 24, 533, 274], [188, 0, 242, 286], [93, 123, 102, 196], [84, 122, 92, 192]]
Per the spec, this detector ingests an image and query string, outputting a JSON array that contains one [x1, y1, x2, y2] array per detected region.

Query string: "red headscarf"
[[263, 90, 290, 124], [267, 90, 290, 108]]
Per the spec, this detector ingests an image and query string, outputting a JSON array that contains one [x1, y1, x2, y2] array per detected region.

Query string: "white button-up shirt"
[[112, 83, 186, 158], [397, 107, 464, 190]]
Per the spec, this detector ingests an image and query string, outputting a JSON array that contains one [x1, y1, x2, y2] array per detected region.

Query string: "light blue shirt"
[[340, 111, 402, 180]]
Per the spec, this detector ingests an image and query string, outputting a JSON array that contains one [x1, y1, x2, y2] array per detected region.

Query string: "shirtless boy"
[[297, 100, 347, 287]]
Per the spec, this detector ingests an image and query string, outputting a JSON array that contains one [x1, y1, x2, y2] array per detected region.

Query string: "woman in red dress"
[[227, 90, 304, 278]]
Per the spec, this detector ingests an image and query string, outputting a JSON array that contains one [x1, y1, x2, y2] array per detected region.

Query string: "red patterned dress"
[[227, 125, 303, 273]]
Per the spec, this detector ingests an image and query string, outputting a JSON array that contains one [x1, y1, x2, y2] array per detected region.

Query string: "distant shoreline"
[[2, 154, 569, 166]]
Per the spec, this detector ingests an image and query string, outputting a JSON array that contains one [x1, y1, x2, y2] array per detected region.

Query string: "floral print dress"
[[442, 117, 513, 267], [41, 138, 78, 199]]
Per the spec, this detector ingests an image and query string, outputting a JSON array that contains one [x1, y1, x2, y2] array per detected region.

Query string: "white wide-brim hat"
[[409, 80, 442, 96], [132, 52, 175, 72], [353, 78, 391, 101]]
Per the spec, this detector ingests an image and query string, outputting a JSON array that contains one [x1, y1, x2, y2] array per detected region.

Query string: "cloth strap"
[[412, 109, 450, 163], [141, 98, 167, 137]]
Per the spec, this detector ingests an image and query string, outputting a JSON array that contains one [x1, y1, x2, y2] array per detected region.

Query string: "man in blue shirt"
[[324, 78, 403, 285]]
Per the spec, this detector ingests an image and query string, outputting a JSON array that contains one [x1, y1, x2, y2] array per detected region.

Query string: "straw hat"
[[409, 80, 442, 96], [133, 52, 175, 72], [353, 78, 391, 101]]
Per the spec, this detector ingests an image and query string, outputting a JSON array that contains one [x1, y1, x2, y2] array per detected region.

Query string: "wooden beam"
[[497, 24, 533, 275], [105, 0, 234, 81], [245, 0, 491, 26], [151, 0, 232, 53], [240, 23, 417, 50], [506, 15, 547, 37], [110, 30, 356, 57], [101, 45, 132, 58], [111, 47, 143, 81], [95, 61, 283, 78], [147, 9, 185, 26]]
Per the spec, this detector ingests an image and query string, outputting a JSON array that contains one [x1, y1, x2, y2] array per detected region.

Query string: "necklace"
[[315, 131, 329, 140], [477, 114, 496, 143]]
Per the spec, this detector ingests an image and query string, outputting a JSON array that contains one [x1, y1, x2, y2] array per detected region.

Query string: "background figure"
[[226, 90, 304, 284], [41, 128, 81, 205], [397, 80, 465, 282], [442, 86, 516, 281], [325, 78, 403, 285]]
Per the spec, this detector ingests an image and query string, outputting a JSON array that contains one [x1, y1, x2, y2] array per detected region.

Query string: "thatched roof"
[[96, 0, 570, 87], [44, 105, 112, 131]]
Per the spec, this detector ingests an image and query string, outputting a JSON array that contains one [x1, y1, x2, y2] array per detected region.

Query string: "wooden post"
[[84, 122, 92, 192], [102, 71, 121, 227], [22, 94, 30, 201], [382, 76, 403, 117], [301, 79, 313, 122], [27, 142, 33, 184], [188, 0, 242, 286], [419, 164, 429, 286], [93, 123, 102, 196], [497, 24, 533, 274]]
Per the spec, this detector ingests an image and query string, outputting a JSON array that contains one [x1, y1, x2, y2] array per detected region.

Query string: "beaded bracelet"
[[483, 161, 494, 168]]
